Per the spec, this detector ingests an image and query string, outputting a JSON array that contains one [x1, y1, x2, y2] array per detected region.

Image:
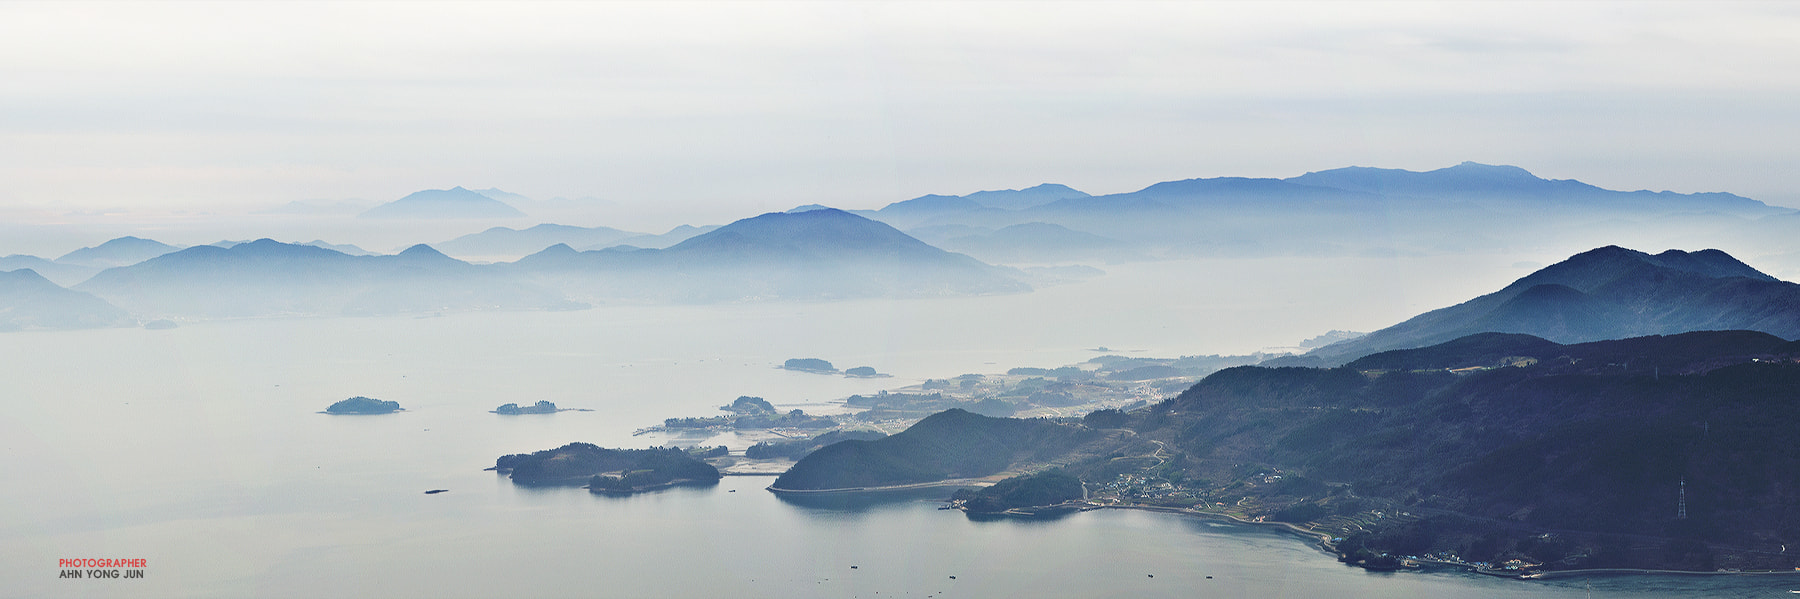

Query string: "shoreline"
[[765, 478, 993, 495], [1525, 568, 1800, 579], [1016, 503, 1800, 581]]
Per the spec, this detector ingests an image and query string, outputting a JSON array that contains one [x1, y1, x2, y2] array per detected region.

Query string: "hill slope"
[[0, 269, 133, 331], [771, 409, 1100, 491], [1299, 246, 1800, 364], [1133, 332, 1800, 571]]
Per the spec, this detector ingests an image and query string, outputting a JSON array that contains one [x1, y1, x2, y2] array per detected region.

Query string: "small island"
[[781, 358, 837, 373], [493, 443, 722, 495], [720, 396, 776, 414], [494, 400, 560, 415], [324, 396, 402, 415], [951, 470, 1085, 517], [843, 366, 888, 378]]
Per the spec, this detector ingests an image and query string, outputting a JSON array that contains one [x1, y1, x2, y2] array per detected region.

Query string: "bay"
[[4, 255, 1795, 597]]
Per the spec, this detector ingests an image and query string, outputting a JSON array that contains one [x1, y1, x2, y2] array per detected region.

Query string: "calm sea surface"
[[4, 256, 1796, 597]]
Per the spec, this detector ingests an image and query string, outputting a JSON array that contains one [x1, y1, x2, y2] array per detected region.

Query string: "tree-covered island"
[[493, 443, 721, 495], [494, 400, 560, 415], [324, 396, 401, 414]]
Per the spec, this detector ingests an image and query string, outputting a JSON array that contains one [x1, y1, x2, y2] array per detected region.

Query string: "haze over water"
[[5, 254, 1798, 597]]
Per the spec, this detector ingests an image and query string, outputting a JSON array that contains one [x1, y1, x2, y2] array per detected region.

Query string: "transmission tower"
[[1678, 477, 1687, 520]]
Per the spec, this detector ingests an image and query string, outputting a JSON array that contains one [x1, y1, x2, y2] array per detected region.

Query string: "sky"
[[3, 1, 1799, 231]]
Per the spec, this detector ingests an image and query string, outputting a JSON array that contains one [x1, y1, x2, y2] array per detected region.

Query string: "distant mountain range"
[[212, 239, 374, 256], [1287, 162, 1772, 214], [76, 239, 580, 318], [846, 162, 1793, 264], [1287, 246, 1800, 365], [851, 183, 1090, 231], [359, 187, 527, 219], [47, 210, 1023, 319], [7, 163, 1797, 323], [0, 255, 99, 287]]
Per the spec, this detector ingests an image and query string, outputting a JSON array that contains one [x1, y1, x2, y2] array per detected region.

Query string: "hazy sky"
[[3, 1, 1798, 227]]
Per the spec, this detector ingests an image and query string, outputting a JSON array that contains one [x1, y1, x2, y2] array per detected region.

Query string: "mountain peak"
[[359, 187, 527, 219], [1537, 245, 1776, 286], [55, 236, 180, 268], [0, 267, 54, 286], [1445, 161, 1539, 179], [1302, 245, 1796, 364], [396, 244, 454, 261]]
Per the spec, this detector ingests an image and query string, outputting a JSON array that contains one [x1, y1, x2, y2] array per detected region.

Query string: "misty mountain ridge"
[[436, 223, 644, 258], [211, 239, 374, 256], [857, 184, 1091, 230], [56, 236, 180, 268], [964, 183, 1091, 210], [0, 268, 133, 331], [854, 162, 1790, 263], [0, 254, 100, 287], [935, 222, 1146, 265], [29, 211, 1022, 318], [514, 208, 1028, 301], [1291, 245, 1800, 365], [582, 224, 720, 251], [76, 239, 578, 318], [358, 186, 528, 219], [1288, 162, 1778, 215]]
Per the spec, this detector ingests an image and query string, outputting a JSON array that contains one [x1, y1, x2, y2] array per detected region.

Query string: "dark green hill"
[[494, 443, 720, 492], [1346, 330, 1794, 375], [952, 469, 1084, 515], [770, 409, 1099, 491], [745, 429, 888, 460], [325, 396, 401, 414], [1139, 331, 1800, 570]]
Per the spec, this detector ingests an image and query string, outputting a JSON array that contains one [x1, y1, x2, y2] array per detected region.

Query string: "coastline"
[[765, 477, 994, 495], [1040, 504, 1800, 581], [1525, 568, 1800, 579]]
